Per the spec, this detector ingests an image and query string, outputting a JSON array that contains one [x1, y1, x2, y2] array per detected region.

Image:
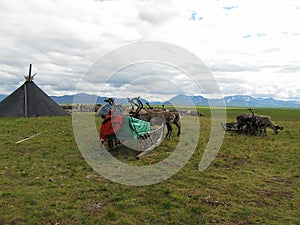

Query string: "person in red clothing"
[[100, 110, 123, 150]]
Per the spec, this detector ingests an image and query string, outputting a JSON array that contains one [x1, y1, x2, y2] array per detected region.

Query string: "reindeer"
[[127, 97, 148, 118], [256, 115, 283, 136], [236, 108, 283, 136], [128, 97, 181, 138], [247, 108, 283, 136], [236, 108, 258, 135]]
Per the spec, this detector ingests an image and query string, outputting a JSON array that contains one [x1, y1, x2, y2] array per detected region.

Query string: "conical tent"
[[0, 65, 69, 117]]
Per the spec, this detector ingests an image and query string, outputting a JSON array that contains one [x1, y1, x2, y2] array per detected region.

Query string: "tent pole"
[[28, 64, 32, 81], [24, 64, 31, 118]]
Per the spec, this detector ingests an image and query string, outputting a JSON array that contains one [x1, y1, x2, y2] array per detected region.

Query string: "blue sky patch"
[[255, 33, 266, 37], [243, 34, 252, 39], [223, 6, 238, 10]]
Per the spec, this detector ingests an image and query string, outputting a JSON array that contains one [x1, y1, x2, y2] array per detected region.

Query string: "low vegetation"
[[0, 108, 299, 224]]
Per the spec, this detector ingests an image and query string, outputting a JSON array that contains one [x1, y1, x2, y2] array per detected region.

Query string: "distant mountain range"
[[168, 94, 300, 108], [0, 93, 299, 108]]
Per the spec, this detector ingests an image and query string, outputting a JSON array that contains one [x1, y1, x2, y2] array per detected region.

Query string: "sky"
[[0, 0, 300, 102]]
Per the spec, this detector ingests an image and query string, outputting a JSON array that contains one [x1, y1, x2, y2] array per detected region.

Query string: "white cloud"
[[0, 0, 299, 101]]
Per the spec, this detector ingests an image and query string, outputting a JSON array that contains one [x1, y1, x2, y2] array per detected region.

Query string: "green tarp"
[[129, 117, 150, 138], [116, 117, 150, 139]]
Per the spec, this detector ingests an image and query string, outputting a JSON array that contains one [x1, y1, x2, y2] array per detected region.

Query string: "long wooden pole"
[[28, 64, 32, 81], [16, 131, 44, 144], [24, 64, 32, 118]]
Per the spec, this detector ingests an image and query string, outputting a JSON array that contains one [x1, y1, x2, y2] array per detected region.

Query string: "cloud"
[[0, 0, 142, 94], [210, 63, 261, 73], [276, 64, 300, 73], [262, 48, 281, 53], [0, 0, 300, 101], [136, 0, 181, 25]]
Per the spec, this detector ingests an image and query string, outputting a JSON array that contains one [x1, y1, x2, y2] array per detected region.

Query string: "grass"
[[0, 107, 299, 224]]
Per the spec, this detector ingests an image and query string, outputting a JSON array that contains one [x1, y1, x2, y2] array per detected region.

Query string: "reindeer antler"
[[247, 108, 257, 124], [133, 97, 143, 118], [127, 97, 138, 109], [146, 102, 153, 109], [247, 108, 254, 116], [104, 98, 115, 107]]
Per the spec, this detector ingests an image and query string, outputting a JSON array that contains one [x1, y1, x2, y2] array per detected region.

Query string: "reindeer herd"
[[222, 108, 283, 136], [99, 98, 283, 138]]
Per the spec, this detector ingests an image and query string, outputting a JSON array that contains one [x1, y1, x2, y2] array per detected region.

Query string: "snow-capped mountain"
[[165, 95, 300, 108]]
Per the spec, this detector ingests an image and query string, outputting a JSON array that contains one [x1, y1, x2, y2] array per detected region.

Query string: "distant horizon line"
[[0, 92, 300, 102], [55, 93, 300, 102]]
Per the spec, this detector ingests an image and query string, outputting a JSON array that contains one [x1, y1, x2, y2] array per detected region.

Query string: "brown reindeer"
[[247, 108, 283, 136], [256, 115, 283, 136], [236, 108, 258, 135], [128, 97, 181, 138], [236, 108, 283, 136]]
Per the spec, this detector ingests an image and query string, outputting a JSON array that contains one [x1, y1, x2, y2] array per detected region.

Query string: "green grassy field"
[[0, 108, 299, 225]]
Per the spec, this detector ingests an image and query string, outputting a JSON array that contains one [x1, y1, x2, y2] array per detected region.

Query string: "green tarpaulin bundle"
[[115, 117, 150, 140]]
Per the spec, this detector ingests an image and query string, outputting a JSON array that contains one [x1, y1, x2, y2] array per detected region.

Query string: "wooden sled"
[[100, 112, 165, 159], [221, 122, 239, 131]]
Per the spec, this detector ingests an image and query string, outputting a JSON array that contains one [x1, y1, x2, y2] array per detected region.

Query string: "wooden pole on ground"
[[16, 131, 45, 144]]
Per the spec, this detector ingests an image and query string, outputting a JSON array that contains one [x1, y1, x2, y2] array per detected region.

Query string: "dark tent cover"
[[0, 81, 69, 117]]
